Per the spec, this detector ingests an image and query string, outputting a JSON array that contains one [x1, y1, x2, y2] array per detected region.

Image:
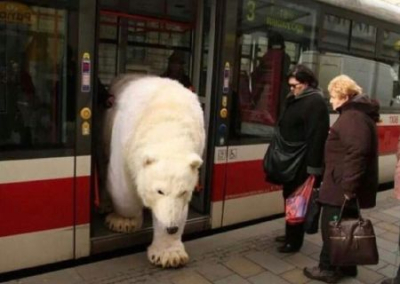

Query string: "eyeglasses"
[[289, 83, 301, 89]]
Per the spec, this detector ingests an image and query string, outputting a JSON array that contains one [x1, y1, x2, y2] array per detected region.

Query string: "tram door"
[[90, 0, 215, 252], [96, 0, 214, 214], [0, 1, 96, 273]]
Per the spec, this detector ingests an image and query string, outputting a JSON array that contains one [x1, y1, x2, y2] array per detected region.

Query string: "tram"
[[0, 0, 400, 274]]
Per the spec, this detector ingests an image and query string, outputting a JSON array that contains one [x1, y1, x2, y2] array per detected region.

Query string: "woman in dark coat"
[[304, 75, 379, 283], [273, 64, 329, 253]]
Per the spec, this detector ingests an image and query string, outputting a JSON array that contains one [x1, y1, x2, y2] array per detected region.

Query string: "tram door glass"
[[98, 1, 196, 91], [0, 1, 78, 149], [231, 0, 317, 140], [97, 0, 208, 222]]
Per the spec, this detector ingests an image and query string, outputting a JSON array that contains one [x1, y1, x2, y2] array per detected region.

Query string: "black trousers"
[[285, 221, 304, 249], [319, 203, 358, 271]]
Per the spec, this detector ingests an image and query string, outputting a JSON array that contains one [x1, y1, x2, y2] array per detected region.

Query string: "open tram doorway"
[[91, 0, 215, 253]]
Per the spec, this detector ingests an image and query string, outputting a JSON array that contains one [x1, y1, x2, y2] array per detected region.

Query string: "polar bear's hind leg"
[[105, 212, 143, 233]]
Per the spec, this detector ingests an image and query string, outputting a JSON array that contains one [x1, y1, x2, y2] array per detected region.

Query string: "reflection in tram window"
[[312, 15, 400, 110], [322, 15, 351, 51], [161, 50, 193, 90], [382, 31, 400, 59], [350, 21, 376, 54], [98, 2, 195, 90], [300, 51, 399, 110], [0, 2, 77, 148], [233, 0, 318, 139]]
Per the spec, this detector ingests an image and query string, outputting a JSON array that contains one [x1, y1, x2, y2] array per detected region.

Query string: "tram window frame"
[[317, 7, 400, 113], [0, 1, 80, 156], [97, 10, 194, 88], [228, 0, 319, 144], [380, 30, 400, 62], [320, 14, 377, 58]]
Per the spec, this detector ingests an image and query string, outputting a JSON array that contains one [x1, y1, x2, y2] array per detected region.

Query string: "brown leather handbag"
[[328, 199, 379, 266]]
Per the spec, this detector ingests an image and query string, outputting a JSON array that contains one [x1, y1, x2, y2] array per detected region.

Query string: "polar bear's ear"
[[188, 153, 203, 170], [142, 153, 157, 167]]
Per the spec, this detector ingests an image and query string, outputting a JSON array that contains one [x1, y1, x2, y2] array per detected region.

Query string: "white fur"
[[105, 76, 205, 267]]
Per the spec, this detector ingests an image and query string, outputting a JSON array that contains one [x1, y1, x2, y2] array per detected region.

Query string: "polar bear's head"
[[136, 152, 203, 234]]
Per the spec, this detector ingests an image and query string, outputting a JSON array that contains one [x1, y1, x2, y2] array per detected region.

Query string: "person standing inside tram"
[[270, 64, 329, 253], [0, 58, 36, 146], [304, 75, 379, 283], [161, 50, 193, 91]]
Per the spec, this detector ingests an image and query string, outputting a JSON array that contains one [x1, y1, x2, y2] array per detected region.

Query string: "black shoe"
[[277, 243, 300, 253], [340, 266, 357, 277], [274, 235, 286, 243], [303, 266, 342, 284]]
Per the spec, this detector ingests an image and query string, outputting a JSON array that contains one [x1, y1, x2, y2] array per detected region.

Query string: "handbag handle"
[[336, 198, 363, 224]]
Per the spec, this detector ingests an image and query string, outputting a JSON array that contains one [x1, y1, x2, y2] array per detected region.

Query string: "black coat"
[[279, 87, 330, 198], [318, 95, 379, 208]]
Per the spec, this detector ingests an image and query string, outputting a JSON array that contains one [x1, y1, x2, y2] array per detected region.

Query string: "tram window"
[[350, 21, 376, 54], [233, 0, 317, 140], [97, 9, 194, 89], [382, 31, 400, 60], [300, 51, 400, 110], [322, 15, 350, 51], [198, 0, 212, 97], [98, 44, 117, 86], [99, 14, 118, 40], [126, 20, 192, 79], [322, 15, 376, 55], [98, 14, 118, 86], [0, 2, 77, 149]]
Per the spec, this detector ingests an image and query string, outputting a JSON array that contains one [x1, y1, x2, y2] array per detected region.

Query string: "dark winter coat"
[[318, 95, 379, 209], [279, 87, 330, 198]]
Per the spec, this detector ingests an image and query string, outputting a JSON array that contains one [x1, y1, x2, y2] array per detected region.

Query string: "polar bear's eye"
[[157, 190, 165, 195]]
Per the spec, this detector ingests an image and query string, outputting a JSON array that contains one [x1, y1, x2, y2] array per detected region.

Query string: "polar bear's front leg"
[[147, 207, 189, 268]]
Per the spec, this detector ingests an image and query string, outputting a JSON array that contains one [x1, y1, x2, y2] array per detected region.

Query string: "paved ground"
[[3, 190, 400, 284]]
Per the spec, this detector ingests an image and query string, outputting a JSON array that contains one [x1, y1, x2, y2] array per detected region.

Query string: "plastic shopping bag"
[[285, 175, 315, 225]]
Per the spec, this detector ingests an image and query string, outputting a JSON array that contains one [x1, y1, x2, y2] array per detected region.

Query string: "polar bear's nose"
[[166, 226, 179, 235]]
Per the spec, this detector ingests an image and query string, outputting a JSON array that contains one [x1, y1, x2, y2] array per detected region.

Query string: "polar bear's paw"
[[105, 212, 143, 233], [147, 243, 189, 268]]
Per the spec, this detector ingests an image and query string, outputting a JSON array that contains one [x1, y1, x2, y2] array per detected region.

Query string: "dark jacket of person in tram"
[[273, 64, 330, 253], [304, 75, 379, 284], [161, 51, 193, 90]]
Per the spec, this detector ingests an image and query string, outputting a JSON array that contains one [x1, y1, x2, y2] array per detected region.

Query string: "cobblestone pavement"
[[4, 191, 400, 284]]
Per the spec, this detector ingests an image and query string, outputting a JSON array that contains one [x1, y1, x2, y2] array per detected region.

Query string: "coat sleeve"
[[339, 111, 373, 196], [304, 97, 329, 176]]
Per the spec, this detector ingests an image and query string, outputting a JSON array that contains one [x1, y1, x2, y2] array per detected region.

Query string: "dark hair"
[[268, 32, 285, 49], [287, 64, 318, 88], [168, 50, 185, 64]]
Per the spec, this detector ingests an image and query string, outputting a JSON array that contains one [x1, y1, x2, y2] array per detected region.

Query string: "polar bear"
[[103, 75, 205, 268]]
